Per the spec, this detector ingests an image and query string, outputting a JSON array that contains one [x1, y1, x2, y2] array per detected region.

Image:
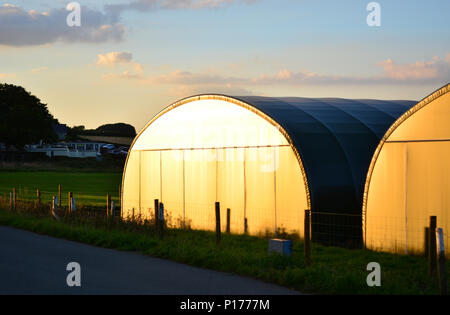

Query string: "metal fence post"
[[429, 216, 437, 278], [51, 196, 60, 221], [215, 202, 221, 244], [304, 209, 311, 266], [436, 228, 446, 295], [159, 202, 164, 240], [154, 199, 159, 230]]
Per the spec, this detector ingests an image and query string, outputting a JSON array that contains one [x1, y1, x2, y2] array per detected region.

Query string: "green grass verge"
[[0, 209, 447, 294]]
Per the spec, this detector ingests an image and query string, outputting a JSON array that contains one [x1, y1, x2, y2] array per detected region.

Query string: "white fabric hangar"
[[363, 83, 450, 256], [121, 94, 415, 240]]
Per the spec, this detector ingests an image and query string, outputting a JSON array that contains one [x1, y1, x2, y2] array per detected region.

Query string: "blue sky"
[[0, 0, 449, 130]]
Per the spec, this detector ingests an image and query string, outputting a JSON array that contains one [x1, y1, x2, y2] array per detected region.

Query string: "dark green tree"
[[94, 123, 136, 137], [66, 125, 85, 141], [0, 83, 57, 149]]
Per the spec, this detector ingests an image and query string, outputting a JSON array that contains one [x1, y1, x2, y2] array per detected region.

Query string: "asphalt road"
[[0, 226, 300, 295]]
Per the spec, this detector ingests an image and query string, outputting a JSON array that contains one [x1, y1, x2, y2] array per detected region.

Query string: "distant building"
[[26, 141, 103, 158]]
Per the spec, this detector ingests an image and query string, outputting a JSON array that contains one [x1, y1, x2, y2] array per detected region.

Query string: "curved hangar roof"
[[132, 95, 416, 213], [235, 96, 416, 213]]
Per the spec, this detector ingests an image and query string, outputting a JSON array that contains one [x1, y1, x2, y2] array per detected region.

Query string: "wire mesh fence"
[[311, 211, 363, 248], [0, 186, 120, 208], [1, 187, 448, 259]]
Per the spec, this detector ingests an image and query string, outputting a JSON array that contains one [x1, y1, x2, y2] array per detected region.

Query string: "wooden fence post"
[[436, 228, 446, 295], [154, 199, 159, 228], [304, 209, 311, 266], [58, 184, 62, 207], [429, 216, 437, 278], [106, 194, 111, 218], [244, 218, 248, 235], [37, 189, 41, 205], [111, 201, 115, 218], [215, 202, 221, 244], [10, 192, 13, 211], [226, 208, 231, 234], [68, 192, 72, 214]]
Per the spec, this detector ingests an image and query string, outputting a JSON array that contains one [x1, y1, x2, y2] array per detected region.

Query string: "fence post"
[[215, 202, 221, 244], [70, 192, 73, 215], [51, 196, 60, 220], [159, 202, 164, 240], [429, 216, 437, 278], [106, 194, 111, 218], [436, 228, 446, 295], [244, 217, 248, 235], [58, 184, 62, 208], [111, 201, 115, 218], [10, 192, 13, 211], [68, 192, 72, 214], [72, 198, 76, 215], [154, 199, 159, 229], [226, 208, 231, 234], [304, 209, 311, 266], [37, 189, 41, 205]]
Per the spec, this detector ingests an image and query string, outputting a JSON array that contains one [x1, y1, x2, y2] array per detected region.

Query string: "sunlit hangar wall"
[[122, 95, 415, 240], [363, 84, 450, 256]]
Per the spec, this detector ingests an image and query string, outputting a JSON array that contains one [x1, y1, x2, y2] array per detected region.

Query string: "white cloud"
[[0, 4, 125, 46], [96, 51, 144, 78], [100, 54, 450, 91], [376, 57, 450, 82], [97, 52, 133, 66]]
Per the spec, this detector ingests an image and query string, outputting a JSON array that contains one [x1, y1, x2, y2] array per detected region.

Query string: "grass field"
[[0, 170, 122, 206]]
